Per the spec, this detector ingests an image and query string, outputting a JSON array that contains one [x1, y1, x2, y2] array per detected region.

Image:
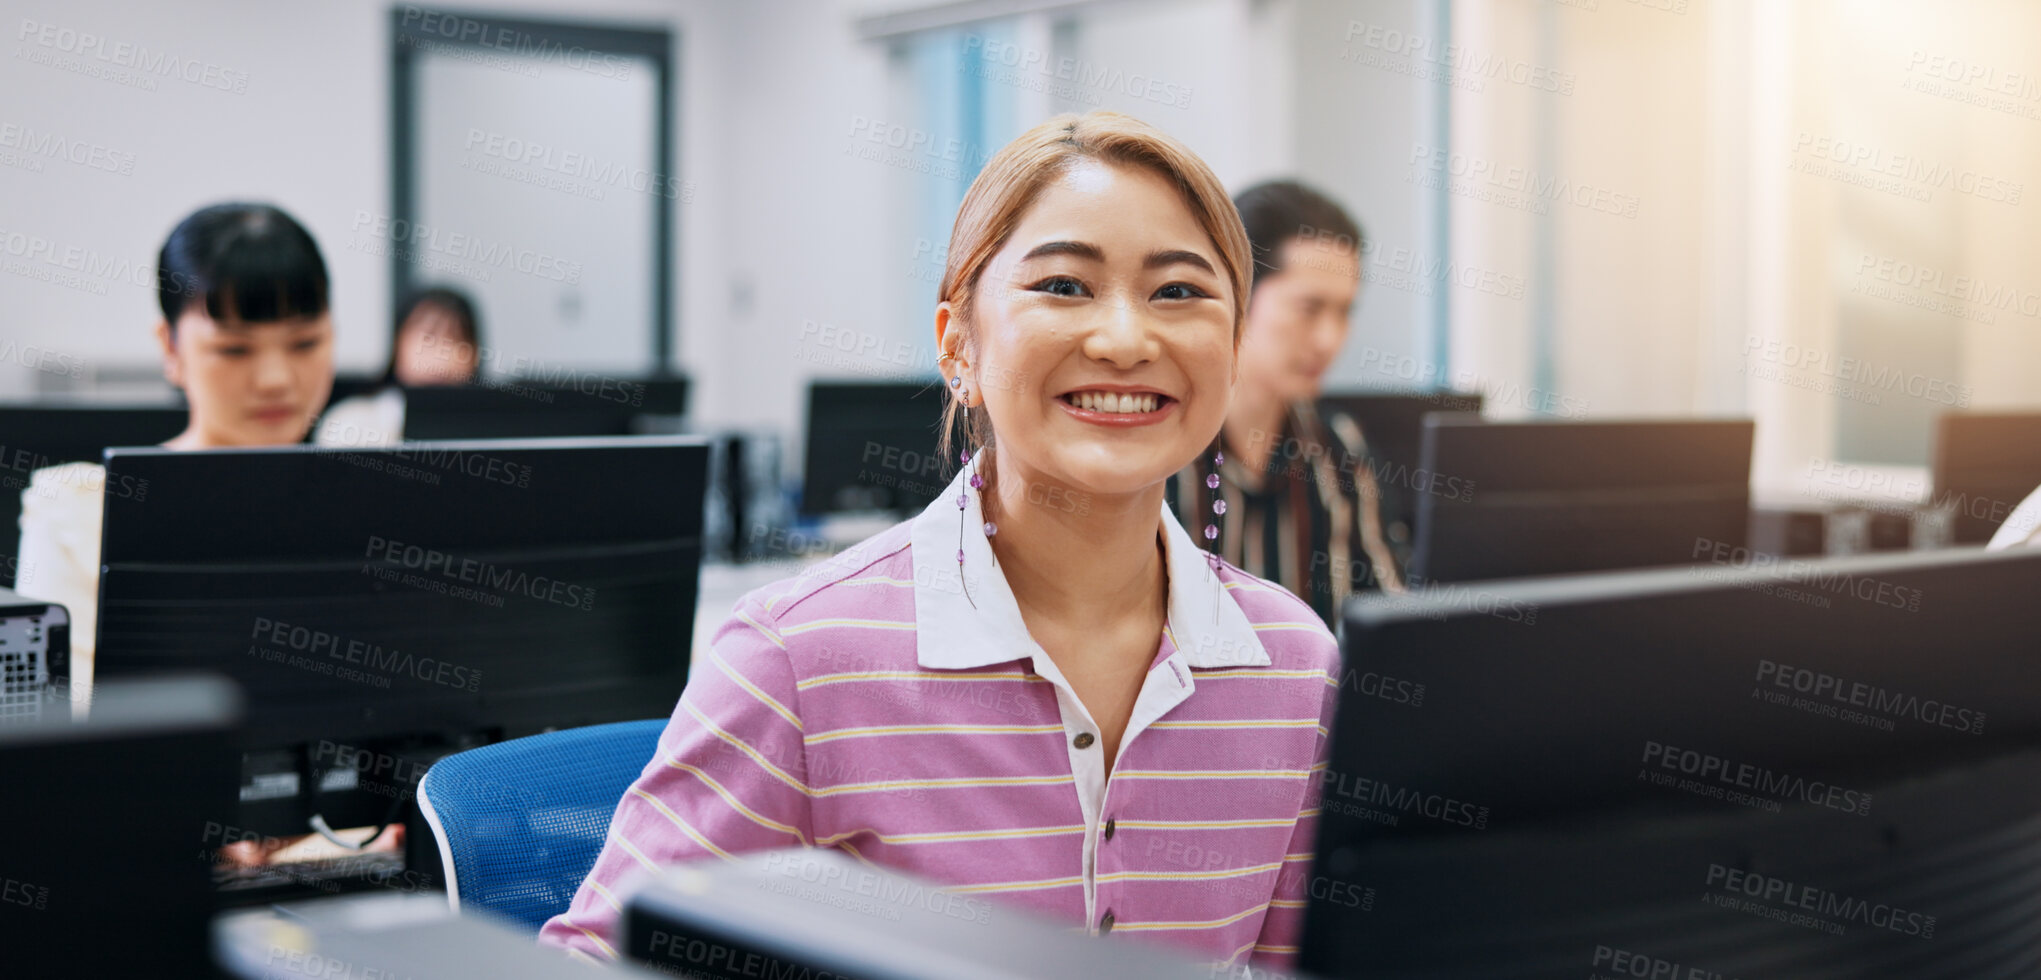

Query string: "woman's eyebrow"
[[1019, 240, 1217, 277], [213, 316, 323, 334], [1020, 239, 1105, 263], [1145, 248, 1216, 275]]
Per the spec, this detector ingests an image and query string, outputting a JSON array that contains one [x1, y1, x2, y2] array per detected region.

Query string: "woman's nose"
[[253, 348, 294, 389], [1083, 294, 1158, 368]]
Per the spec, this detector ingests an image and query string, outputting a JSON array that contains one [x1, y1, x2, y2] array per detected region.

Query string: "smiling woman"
[[540, 112, 1338, 977], [933, 112, 1251, 473]]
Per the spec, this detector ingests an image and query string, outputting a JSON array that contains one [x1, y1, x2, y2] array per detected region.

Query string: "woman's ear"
[[154, 319, 184, 389], [935, 300, 965, 379]]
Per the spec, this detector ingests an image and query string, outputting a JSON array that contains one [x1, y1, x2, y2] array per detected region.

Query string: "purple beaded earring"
[[950, 374, 994, 608], [1204, 449, 1226, 572]]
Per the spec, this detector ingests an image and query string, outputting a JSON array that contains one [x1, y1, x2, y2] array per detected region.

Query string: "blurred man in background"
[[1176, 180, 1401, 623]]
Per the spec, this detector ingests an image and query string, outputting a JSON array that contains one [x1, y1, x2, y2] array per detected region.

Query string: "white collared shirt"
[[906, 452, 1279, 923]]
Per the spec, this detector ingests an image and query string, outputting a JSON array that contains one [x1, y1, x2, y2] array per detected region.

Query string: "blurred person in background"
[[317, 286, 481, 446], [15, 200, 405, 870], [1174, 180, 1402, 625], [16, 201, 337, 703]]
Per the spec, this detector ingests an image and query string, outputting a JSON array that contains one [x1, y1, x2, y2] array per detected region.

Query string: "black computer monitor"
[[0, 674, 240, 977], [1301, 546, 2041, 979], [0, 403, 188, 588], [800, 381, 947, 517], [1318, 390, 1483, 551], [397, 377, 689, 440], [1931, 411, 2041, 544], [94, 437, 707, 868], [1408, 416, 1753, 583]]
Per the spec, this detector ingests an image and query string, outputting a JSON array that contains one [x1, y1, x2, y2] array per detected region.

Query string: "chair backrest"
[[417, 719, 666, 934]]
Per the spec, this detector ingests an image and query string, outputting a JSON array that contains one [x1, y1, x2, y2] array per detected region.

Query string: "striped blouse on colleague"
[[538, 461, 1342, 974]]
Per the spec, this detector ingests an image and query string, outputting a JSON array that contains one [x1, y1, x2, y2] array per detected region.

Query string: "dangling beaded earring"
[[950, 374, 994, 608], [1204, 450, 1226, 572]]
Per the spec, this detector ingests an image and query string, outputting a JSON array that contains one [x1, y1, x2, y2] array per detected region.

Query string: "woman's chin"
[[1031, 450, 1186, 501]]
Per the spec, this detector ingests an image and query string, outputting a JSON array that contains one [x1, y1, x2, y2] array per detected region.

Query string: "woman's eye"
[[293, 338, 323, 352], [1155, 282, 1208, 301], [1031, 276, 1087, 298], [216, 347, 251, 358]]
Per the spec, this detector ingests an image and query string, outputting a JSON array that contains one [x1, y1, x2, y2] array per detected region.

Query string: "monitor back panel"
[[1305, 547, 2041, 978], [95, 438, 706, 747], [800, 381, 946, 516], [1411, 417, 1753, 583], [1932, 412, 2041, 544], [398, 384, 659, 440], [0, 405, 187, 589]]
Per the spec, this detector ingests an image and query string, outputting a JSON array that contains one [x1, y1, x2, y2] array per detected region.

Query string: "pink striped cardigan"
[[539, 464, 1341, 974]]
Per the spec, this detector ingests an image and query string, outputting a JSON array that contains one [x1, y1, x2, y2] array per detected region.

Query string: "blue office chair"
[[417, 719, 666, 934]]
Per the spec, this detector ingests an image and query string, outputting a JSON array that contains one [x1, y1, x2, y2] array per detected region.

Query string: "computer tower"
[[0, 586, 69, 725]]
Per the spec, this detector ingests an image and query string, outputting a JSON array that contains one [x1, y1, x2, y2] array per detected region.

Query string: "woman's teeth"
[[1069, 391, 1159, 413]]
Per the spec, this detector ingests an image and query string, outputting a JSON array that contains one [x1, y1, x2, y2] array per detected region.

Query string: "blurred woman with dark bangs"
[[15, 201, 337, 701]]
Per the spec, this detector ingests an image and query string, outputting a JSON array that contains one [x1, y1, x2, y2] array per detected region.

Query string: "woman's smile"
[[1055, 385, 1178, 427]]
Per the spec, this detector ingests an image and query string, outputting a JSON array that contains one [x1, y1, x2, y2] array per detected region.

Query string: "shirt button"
[[1073, 732, 1095, 749], [1100, 911, 1115, 934], [1103, 818, 1116, 841]]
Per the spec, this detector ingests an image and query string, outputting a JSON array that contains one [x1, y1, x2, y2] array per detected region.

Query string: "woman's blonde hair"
[[936, 111, 1252, 469]]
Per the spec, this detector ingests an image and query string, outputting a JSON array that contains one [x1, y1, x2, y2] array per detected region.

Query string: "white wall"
[[700, 0, 903, 442], [8, 0, 2038, 493], [0, 0, 746, 403], [1, 0, 389, 392], [0, 0, 1443, 478]]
